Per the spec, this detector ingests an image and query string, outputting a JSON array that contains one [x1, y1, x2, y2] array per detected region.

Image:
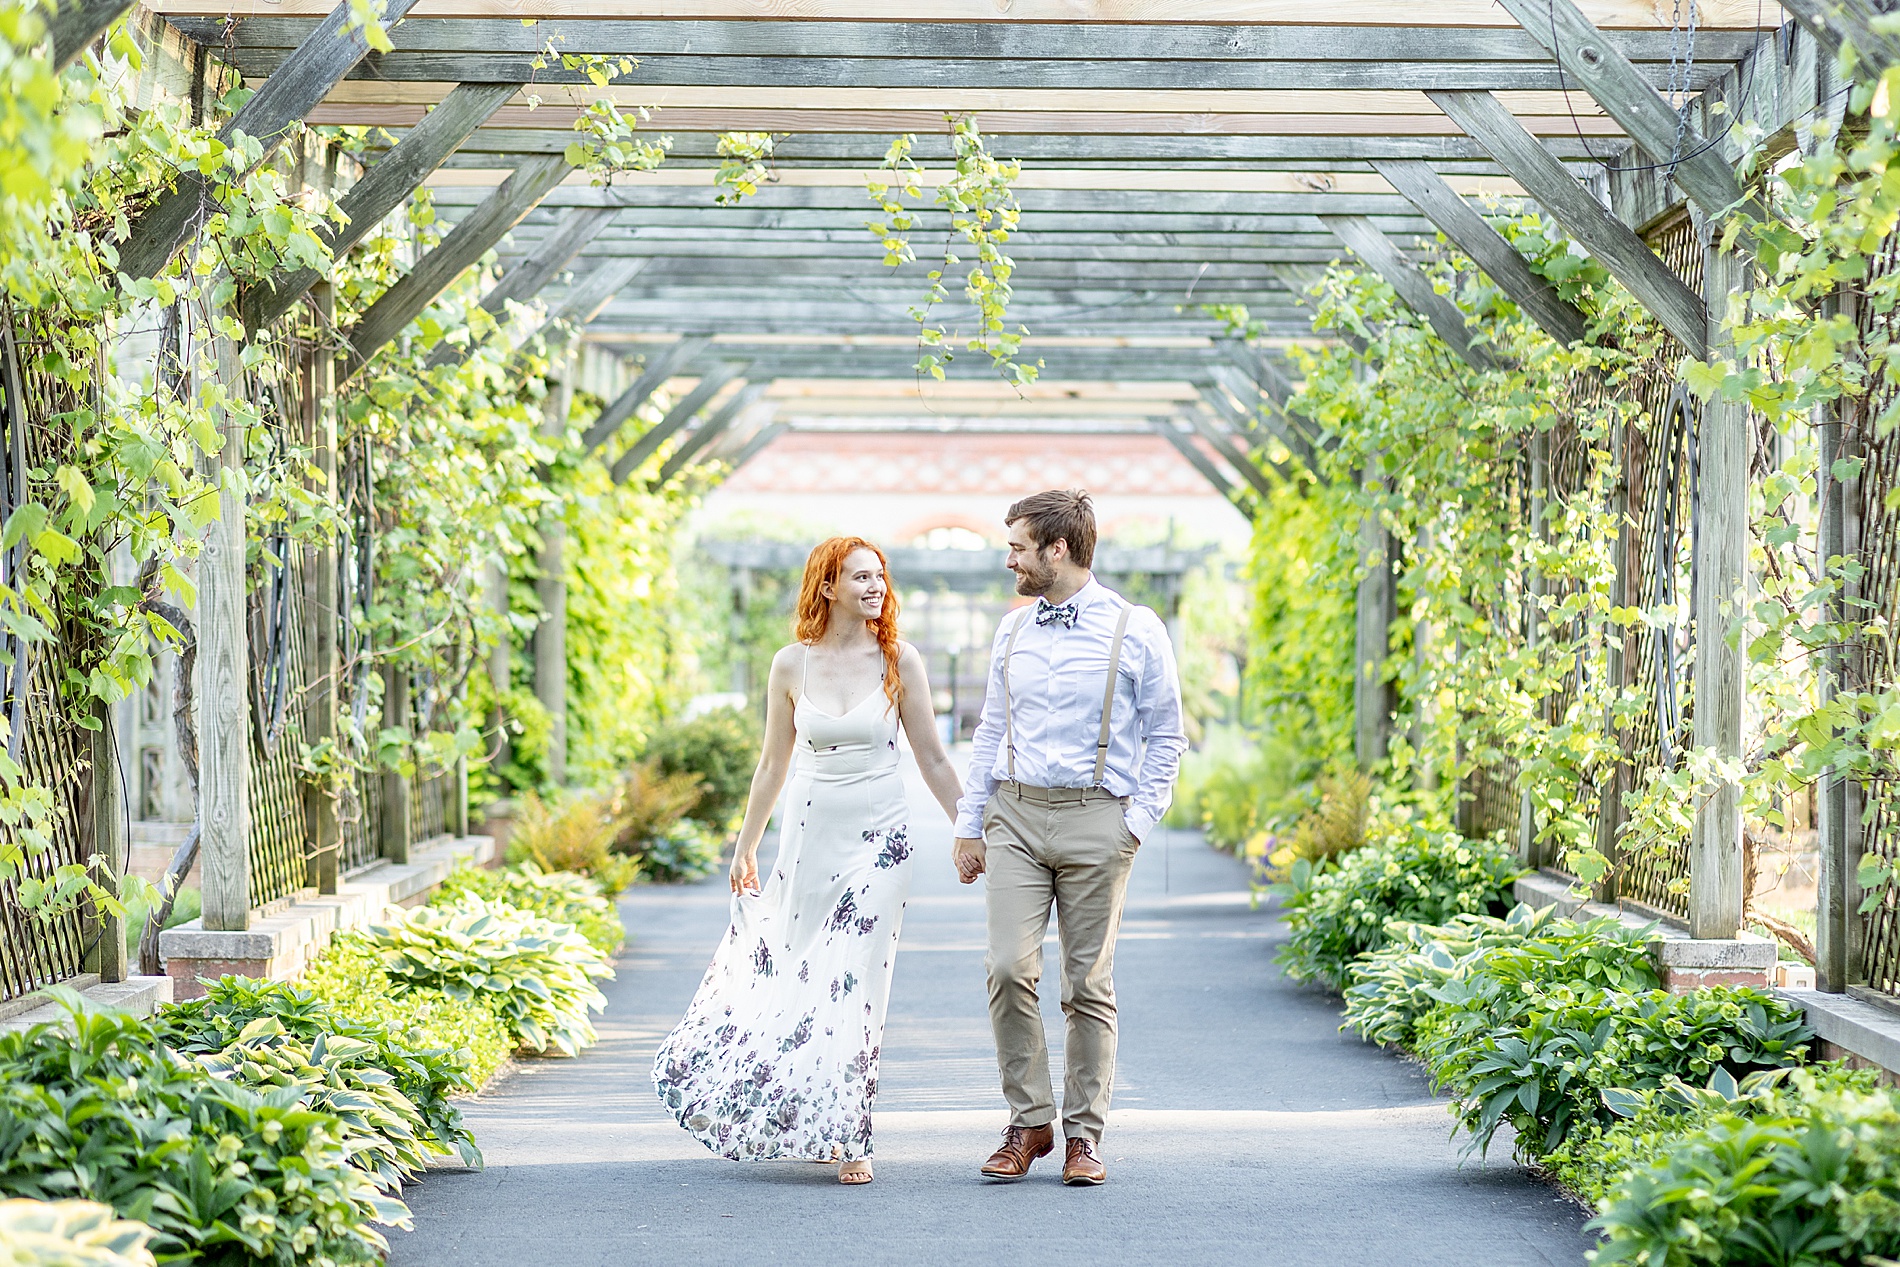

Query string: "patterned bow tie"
[[1035, 599, 1079, 629]]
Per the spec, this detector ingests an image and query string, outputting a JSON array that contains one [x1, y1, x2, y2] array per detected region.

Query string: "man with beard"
[[951, 488, 1187, 1186]]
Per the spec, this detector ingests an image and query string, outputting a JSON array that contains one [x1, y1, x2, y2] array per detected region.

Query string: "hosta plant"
[[1420, 984, 1813, 1158], [1590, 1072, 1900, 1265], [360, 898, 614, 1056], [434, 862, 624, 956], [1342, 905, 1657, 1048], [0, 994, 406, 1266], [0, 1198, 157, 1267], [301, 936, 516, 1089], [1277, 826, 1522, 987], [1543, 1063, 1880, 1210], [155, 976, 481, 1171]]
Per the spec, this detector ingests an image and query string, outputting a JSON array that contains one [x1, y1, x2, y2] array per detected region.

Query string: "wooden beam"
[[719, 421, 788, 480], [1430, 89, 1708, 357], [1493, 0, 1750, 218], [117, 0, 423, 282], [425, 205, 617, 368], [245, 81, 517, 331], [610, 361, 747, 483], [655, 381, 771, 483], [1149, 418, 1254, 519], [532, 255, 648, 339], [1183, 404, 1282, 495], [1371, 157, 1590, 346], [49, 0, 132, 69], [1207, 362, 1325, 470], [1320, 213, 1501, 371], [174, 18, 1771, 61], [1775, 0, 1846, 56], [580, 335, 710, 453], [339, 152, 571, 380]]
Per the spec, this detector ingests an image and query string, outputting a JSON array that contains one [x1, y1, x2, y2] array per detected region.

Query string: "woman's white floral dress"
[[652, 676, 912, 1161]]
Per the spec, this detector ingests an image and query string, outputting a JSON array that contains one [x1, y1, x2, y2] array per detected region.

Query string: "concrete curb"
[[0, 974, 175, 1034], [159, 834, 495, 999]]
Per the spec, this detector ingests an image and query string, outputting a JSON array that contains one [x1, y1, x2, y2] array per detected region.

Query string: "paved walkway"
[[390, 765, 1589, 1266]]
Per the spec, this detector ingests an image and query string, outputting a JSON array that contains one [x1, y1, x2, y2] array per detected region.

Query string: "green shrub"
[[0, 1198, 158, 1267], [626, 819, 723, 884], [0, 996, 405, 1266], [1167, 724, 1310, 851], [505, 791, 642, 895], [1589, 1070, 1900, 1265], [154, 977, 481, 1177], [301, 939, 515, 1091], [1419, 983, 1813, 1158], [435, 862, 625, 956], [1277, 827, 1522, 987], [1341, 904, 1657, 1048], [359, 898, 614, 1056], [1543, 1063, 1880, 1211], [642, 706, 760, 830]]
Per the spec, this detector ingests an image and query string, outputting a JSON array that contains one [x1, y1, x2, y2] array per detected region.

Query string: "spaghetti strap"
[[799, 644, 811, 705]]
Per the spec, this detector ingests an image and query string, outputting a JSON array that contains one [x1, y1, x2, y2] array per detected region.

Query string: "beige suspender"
[[1094, 602, 1133, 786], [1001, 599, 1133, 789]]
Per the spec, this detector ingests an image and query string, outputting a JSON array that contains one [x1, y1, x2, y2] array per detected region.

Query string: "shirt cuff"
[[953, 800, 987, 840], [1124, 807, 1160, 843]]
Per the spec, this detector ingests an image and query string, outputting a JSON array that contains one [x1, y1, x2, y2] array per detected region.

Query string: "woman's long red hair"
[[795, 537, 904, 710]]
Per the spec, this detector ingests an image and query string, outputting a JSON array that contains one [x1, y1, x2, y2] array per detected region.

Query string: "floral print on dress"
[[652, 684, 913, 1163], [868, 826, 911, 870]]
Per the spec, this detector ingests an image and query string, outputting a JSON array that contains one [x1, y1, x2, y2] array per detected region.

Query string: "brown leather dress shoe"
[[980, 1124, 1055, 1179], [1062, 1138, 1107, 1186]]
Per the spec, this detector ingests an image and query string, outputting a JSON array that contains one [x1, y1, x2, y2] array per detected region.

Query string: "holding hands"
[[952, 837, 987, 885]]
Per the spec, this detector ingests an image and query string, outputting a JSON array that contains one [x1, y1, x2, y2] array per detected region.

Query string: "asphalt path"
[[388, 759, 1589, 1266]]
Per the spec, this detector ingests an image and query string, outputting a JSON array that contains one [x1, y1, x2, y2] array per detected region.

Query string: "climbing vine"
[[865, 116, 1041, 387]]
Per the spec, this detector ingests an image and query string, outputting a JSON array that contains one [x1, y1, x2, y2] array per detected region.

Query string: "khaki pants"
[[982, 783, 1139, 1145]]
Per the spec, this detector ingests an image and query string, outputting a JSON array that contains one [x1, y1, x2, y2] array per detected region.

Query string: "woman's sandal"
[[837, 1159, 873, 1185]]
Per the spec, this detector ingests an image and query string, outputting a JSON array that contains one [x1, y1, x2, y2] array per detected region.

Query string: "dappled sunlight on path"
[[388, 760, 1588, 1266]]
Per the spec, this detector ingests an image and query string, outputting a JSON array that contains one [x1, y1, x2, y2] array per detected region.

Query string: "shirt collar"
[[1053, 576, 1105, 612]]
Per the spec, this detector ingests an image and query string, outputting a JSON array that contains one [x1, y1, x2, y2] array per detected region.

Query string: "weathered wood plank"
[[144, 1, 1781, 27], [1690, 240, 1747, 939], [1492, 0, 1750, 218], [300, 283, 340, 895], [655, 380, 770, 483], [378, 663, 411, 864], [533, 369, 571, 787], [1371, 157, 1589, 345], [86, 700, 126, 982], [1430, 89, 1708, 357], [1319, 213, 1501, 370], [245, 81, 517, 331], [580, 335, 710, 453], [339, 152, 572, 379], [1207, 361, 1325, 468], [49, 0, 133, 69], [610, 361, 747, 483], [117, 0, 424, 282], [424, 205, 617, 368], [424, 185, 1435, 214], [1185, 402, 1283, 494], [718, 420, 787, 480], [167, 17, 1770, 60], [199, 331, 251, 932], [217, 51, 1736, 91], [418, 128, 1613, 164]]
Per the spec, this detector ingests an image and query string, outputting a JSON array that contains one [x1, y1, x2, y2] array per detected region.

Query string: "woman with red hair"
[[652, 537, 963, 1185]]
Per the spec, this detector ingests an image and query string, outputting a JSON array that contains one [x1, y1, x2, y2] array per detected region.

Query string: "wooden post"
[[303, 283, 340, 894], [1595, 415, 1630, 904], [86, 699, 126, 982], [1818, 290, 1864, 987], [1354, 467, 1393, 770], [1410, 525, 1438, 793], [379, 661, 411, 864], [1520, 428, 1548, 868], [199, 332, 251, 932], [1690, 236, 1748, 940], [485, 555, 512, 774], [534, 365, 572, 787]]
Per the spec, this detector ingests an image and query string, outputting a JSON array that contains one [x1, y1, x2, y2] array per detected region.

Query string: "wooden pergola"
[[99, 0, 1833, 514], [84, 0, 1869, 948]]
